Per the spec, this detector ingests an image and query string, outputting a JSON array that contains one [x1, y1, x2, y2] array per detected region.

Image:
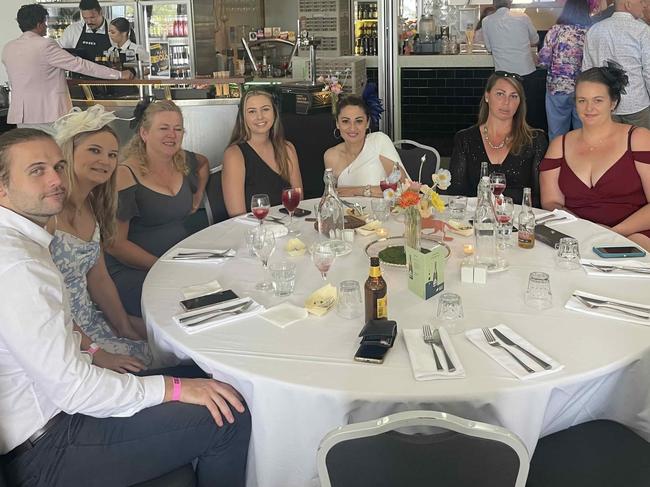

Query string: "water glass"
[[244, 227, 257, 257], [370, 198, 391, 222], [270, 261, 297, 297], [525, 272, 552, 309], [495, 196, 515, 249], [449, 196, 468, 221], [336, 280, 363, 319], [251, 227, 276, 291], [437, 292, 464, 335], [555, 237, 581, 270]]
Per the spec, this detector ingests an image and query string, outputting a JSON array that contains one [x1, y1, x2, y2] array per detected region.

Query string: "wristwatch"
[[363, 184, 372, 197]]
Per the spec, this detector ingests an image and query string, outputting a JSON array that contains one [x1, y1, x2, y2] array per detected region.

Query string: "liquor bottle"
[[474, 176, 498, 269], [517, 187, 536, 249], [365, 256, 387, 322]]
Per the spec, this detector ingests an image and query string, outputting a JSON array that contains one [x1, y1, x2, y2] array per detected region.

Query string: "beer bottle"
[[365, 257, 387, 322]]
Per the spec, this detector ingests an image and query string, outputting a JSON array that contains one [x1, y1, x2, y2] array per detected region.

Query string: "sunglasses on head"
[[494, 71, 523, 83]]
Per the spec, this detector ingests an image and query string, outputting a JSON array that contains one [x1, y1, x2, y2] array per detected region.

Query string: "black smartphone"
[[468, 219, 517, 232], [180, 289, 239, 311], [279, 207, 311, 217], [354, 344, 388, 364]]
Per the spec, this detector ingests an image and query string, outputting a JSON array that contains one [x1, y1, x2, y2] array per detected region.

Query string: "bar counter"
[[364, 53, 495, 69]]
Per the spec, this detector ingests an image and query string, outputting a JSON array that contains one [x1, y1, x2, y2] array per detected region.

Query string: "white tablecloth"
[[142, 198, 650, 487]]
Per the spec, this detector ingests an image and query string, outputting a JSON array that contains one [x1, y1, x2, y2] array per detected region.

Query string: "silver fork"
[[582, 263, 650, 275], [183, 301, 254, 327], [482, 328, 535, 373], [422, 325, 443, 371], [572, 294, 650, 313], [573, 295, 649, 319]]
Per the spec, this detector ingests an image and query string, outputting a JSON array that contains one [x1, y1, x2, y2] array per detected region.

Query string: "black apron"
[[75, 18, 112, 62]]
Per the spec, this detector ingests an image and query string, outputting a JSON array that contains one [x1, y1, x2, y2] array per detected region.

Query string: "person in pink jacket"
[[1, 4, 133, 132]]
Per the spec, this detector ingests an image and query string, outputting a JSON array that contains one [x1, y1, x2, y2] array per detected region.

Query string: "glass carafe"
[[316, 169, 350, 256], [474, 176, 498, 269]]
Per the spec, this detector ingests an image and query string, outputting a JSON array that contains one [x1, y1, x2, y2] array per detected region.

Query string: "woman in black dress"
[[446, 71, 548, 205], [222, 89, 303, 217]]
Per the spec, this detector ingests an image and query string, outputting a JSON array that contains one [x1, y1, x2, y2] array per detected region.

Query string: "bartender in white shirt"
[[59, 0, 111, 61], [108, 17, 150, 64]]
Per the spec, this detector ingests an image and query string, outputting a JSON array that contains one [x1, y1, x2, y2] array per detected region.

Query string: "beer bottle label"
[[376, 296, 387, 319]]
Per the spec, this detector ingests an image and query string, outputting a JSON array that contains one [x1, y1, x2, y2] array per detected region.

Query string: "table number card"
[[406, 245, 445, 300]]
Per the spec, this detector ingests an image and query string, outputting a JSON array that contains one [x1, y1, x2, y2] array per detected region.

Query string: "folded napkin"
[[580, 259, 650, 279], [403, 327, 465, 380], [355, 219, 381, 236], [465, 324, 563, 380], [162, 247, 236, 263], [260, 302, 309, 328], [446, 219, 474, 237], [173, 297, 264, 334], [305, 284, 337, 316], [285, 238, 307, 257], [182, 279, 223, 299], [534, 209, 577, 225], [565, 290, 650, 326]]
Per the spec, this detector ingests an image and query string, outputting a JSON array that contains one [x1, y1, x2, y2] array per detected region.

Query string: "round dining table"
[[142, 198, 650, 487]]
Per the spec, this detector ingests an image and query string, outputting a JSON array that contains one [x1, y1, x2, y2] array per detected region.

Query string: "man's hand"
[[120, 70, 134, 80], [168, 378, 246, 427], [93, 349, 145, 373]]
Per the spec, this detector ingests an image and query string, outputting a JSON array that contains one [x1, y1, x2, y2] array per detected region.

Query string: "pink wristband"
[[87, 342, 100, 356], [171, 377, 182, 401]]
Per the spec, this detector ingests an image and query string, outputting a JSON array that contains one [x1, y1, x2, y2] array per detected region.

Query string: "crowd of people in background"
[[1, 0, 650, 484]]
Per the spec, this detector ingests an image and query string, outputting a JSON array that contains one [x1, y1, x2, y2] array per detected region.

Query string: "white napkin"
[[465, 324, 563, 380], [403, 327, 465, 380], [565, 290, 650, 326], [580, 259, 650, 279], [236, 220, 289, 238], [173, 297, 264, 334], [182, 279, 223, 299], [355, 220, 381, 236], [259, 302, 309, 329], [534, 209, 577, 225], [161, 247, 236, 263]]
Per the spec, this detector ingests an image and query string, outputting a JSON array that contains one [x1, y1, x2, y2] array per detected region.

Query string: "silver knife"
[[575, 294, 650, 313], [179, 301, 249, 323], [492, 328, 552, 370]]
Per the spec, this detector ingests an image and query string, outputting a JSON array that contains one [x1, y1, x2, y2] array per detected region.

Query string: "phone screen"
[[595, 246, 644, 254], [279, 207, 311, 217], [354, 344, 387, 364], [180, 289, 239, 311]]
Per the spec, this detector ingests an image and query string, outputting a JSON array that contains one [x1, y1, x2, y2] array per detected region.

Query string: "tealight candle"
[[463, 244, 474, 255], [376, 228, 389, 238]]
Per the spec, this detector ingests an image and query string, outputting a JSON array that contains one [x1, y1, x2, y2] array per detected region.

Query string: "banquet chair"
[[526, 420, 650, 487], [203, 166, 229, 225], [317, 410, 529, 487], [393, 139, 441, 183]]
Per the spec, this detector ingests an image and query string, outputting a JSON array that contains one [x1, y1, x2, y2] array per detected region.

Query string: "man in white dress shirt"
[[0, 128, 250, 486], [582, 0, 650, 128]]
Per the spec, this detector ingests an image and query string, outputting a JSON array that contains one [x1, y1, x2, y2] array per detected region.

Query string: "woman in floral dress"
[[538, 0, 592, 140]]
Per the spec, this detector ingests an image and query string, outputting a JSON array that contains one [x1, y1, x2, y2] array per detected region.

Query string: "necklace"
[[482, 125, 511, 150]]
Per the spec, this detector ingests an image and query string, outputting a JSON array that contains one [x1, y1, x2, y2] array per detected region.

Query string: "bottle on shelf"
[[365, 256, 388, 322], [474, 176, 498, 269], [517, 187, 536, 249]]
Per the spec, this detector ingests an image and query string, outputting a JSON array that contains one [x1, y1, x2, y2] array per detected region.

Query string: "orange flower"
[[397, 190, 420, 208]]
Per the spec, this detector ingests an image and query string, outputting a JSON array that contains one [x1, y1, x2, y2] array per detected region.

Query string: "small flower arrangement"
[[318, 69, 350, 95], [393, 169, 452, 218]]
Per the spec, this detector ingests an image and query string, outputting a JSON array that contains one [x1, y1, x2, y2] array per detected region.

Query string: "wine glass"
[[251, 194, 270, 226], [490, 173, 506, 200], [282, 187, 303, 236], [251, 227, 276, 291], [312, 242, 336, 281], [494, 196, 515, 249]]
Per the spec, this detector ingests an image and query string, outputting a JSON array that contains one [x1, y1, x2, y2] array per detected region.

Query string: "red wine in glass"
[[282, 187, 303, 236], [490, 173, 506, 197], [252, 207, 269, 220], [380, 180, 398, 192], [497, 214, 512, 224], [492, 183, 506, 196]]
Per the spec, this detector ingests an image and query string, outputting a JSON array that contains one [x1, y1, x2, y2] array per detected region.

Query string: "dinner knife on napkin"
[[492, 328, 552, 370]]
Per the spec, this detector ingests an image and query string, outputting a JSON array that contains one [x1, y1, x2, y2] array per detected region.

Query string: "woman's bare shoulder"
[[116, 160, 139, 191], [631, 126, 650, 151]]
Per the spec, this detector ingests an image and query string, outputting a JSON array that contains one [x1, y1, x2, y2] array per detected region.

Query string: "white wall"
[[0, 0, 25, 84]]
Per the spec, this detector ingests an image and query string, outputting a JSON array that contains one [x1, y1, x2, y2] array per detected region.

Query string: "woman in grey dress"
[[49, 105, 152, 369], [105, 100, 209, 317]]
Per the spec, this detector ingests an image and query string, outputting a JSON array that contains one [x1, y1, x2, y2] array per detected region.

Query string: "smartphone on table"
[[180, 289, 239, 311], [279, 207, 311, 217], [354, 344, 388, 364], [592, 246, 647, 259]]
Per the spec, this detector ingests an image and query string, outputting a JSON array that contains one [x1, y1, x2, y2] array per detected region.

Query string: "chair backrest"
[[317, 410, 530, 487], [203, 166, 229, 225], [394, 139, 441, 183]]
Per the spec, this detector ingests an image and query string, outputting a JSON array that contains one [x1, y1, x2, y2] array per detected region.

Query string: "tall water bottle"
[[474, 176, 498, 269], [477, 161, 489, 197], [317, 169, 349, 255]]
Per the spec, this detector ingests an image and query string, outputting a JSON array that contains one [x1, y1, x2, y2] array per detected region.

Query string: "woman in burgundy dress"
[[540, 63, 650, 250]]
